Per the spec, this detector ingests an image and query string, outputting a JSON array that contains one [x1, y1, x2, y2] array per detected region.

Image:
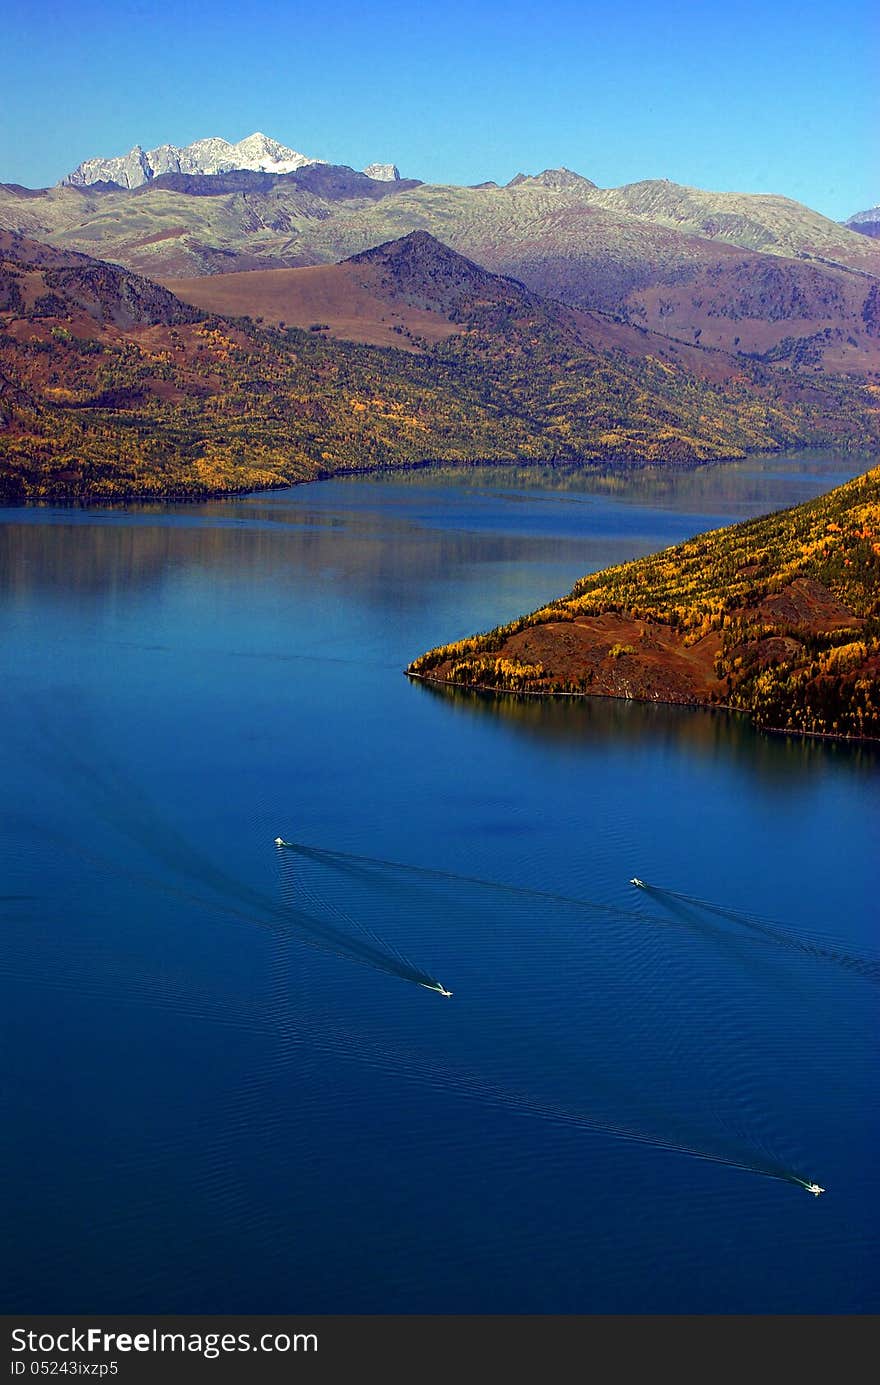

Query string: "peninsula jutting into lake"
[[408, 466, 880, 741]]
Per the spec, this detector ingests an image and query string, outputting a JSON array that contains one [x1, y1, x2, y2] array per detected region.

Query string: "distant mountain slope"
[[6, 162, 877, 277], [132, 164, 420, 201], [409, 467, 880, 740], [845, 205, 880, 239], [623, 254, 880, 374], [3, 167, 878, 368], [589, 180, 879, 269]]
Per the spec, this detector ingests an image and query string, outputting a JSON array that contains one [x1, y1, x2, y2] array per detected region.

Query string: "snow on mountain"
[[844, 205, 880, 238], [845, 205, 880, 226], [61, 133, 320, 188], [61, 134, 404, 189], [363, 163, 401, 182]]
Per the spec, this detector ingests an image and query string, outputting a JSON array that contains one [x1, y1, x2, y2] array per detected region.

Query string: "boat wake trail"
[[282, 1018, 820, 1194], [0, 924, 821, 1195], [23, 718, 444, 996], [273, 840, 825, 1194], [634, 881, 880, 985], [9, 708, 826, 1193], [276, 838, 650, 924], [274, 841, 449, 994]]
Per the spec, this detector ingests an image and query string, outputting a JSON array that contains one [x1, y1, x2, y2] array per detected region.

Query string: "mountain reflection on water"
[[415, 679, 880, 774]]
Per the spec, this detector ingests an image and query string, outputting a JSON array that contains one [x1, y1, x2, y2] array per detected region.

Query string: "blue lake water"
[[1, 452, 878, 1312]]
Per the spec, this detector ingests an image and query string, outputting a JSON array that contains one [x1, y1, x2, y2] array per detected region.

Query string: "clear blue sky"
[[3, 0, 877, 218]]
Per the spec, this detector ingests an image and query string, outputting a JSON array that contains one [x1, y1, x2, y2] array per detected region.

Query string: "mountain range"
[[2, 133, 879, 505], [61, 132, 401, 189], [2, 150, 878, 377]]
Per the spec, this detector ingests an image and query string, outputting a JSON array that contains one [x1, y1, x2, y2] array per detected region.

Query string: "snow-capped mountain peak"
[[61, 132, 318, 187], [60, 134, 402, 188], [363, 163, 401, 182]]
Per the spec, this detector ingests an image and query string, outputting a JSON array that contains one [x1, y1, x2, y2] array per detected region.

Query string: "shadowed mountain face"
[[0, 231, 203, 328], [346, 231, 528, 313], [133, 164, 422, 201]]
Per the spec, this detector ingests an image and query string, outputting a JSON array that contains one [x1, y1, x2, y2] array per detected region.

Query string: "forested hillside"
[[5, 232, 877, 502]]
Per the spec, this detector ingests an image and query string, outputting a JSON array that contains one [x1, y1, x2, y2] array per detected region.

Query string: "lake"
[[2, 451, 877, 1313]]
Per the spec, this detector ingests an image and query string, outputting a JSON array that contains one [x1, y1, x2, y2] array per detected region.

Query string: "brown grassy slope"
[[165, 262, 461, 350]]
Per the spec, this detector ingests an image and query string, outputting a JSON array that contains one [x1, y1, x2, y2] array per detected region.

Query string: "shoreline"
[[404, 670, 880, 747], [3, 437, 874, 510], [2, 443, 846, 511]]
